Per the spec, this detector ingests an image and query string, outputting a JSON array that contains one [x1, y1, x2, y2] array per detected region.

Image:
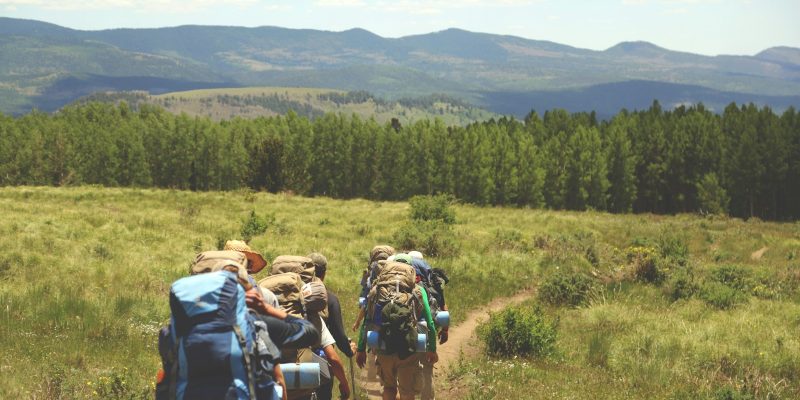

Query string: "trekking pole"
[[349, 356, 357, 399]]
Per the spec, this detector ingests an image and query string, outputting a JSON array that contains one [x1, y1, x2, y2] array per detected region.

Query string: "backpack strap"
[[233, 325, 257, 400], [167, 338, 180, 400]]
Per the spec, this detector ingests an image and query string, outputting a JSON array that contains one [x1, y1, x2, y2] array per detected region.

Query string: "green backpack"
[[367, 261, 420, 360]]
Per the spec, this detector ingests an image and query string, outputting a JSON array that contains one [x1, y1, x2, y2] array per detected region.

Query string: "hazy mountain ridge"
[[0, 17, 798, 116]]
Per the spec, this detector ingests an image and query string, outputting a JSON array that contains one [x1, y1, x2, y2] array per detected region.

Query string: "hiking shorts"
[[376, 353, 421, 397]]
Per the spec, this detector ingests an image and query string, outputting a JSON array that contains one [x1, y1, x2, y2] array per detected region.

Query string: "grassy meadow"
[[145, 86, 497, 125], [1, 186, 798, 399]]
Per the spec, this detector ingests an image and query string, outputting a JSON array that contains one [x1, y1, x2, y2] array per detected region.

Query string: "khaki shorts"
[[376, 353, 421, 397]]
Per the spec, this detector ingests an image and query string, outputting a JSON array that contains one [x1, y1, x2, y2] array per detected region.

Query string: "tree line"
[[0, 101, 797, 220]]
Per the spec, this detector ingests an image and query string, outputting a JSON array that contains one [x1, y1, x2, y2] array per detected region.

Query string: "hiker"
[[222, 241, 321, 352], [408, 251, 449, 400], [157, 250, 320, 400], [353, 245, 396, 331], [308, 252, 357, 400], [261, 255, 351, 400], [353, 245, 396, 383], [355, 253, 438, 400]]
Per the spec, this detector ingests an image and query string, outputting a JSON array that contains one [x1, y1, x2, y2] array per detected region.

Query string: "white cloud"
[[664, 6, 689, 14], [314, 0, 366, 7], [0, 0, 261, 12]]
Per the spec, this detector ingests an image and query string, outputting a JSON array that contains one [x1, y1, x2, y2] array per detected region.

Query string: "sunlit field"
[[1, 186, 798, 399]]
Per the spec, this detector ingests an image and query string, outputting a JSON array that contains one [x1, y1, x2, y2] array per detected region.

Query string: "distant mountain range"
[[1, 17, 799, 117]]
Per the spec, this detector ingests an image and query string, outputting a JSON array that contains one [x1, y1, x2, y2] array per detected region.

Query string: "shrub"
[[664, 267, 700, 301], [710, 265, 753, 291], [240, 210, 272, 242], [701, 282, 748, 309], [625, 246, 664, 283], [478, 305, 558, 358], [657, 229, 689, 266], [538, 272, 595, 307], [393, 220, 457, 257], [408, 194, 456, 224]]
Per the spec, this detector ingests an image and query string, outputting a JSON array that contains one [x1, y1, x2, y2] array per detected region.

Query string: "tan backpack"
[[258, 273, 304, 317], [301, 280, 328, 313], [190, 250, 252, 290], [271, 255, 316, 284]]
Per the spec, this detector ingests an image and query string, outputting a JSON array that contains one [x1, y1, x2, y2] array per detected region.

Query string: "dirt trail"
[[751, 246, 768, 260], [356, 287, 537, 399]]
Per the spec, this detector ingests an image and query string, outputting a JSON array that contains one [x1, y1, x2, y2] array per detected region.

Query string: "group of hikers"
[[155, 241, 450, 400]]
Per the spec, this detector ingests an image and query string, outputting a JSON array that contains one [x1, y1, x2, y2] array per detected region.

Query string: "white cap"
[[409, 251, 424, 260]]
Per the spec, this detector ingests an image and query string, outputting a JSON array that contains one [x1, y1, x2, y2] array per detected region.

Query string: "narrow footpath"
[[355, 288, 536, 400]]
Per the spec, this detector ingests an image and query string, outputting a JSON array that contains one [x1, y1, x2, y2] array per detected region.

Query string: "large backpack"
[[411, 258, 447, 312], [271, 255, 316, 284], [262, 256, 330, 400], [262, 255, 328, 322], [366, 261, 420, 360], [156, 270, 280, 400], [258, 272, 305, 317]]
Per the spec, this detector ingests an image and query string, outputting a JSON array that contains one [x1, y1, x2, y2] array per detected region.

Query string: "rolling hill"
[[1, 17, 799, 116], [73, 87, 498, 125]]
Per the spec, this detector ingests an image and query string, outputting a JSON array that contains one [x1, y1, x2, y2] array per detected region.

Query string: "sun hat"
[[307, 252, 328, 270], [224, 240, 268, 273], [394, 253, 413, 265], [408, 251, 424, 260], [370, 245, 395, 262]]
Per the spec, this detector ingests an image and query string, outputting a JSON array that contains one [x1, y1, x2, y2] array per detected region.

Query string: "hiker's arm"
[[245, 288, 289, 319], [326, 293, 354, 357], [258, 314, 320, 349], [351, 307, 365, 332], [323, 344, 351, 400], [273, 364, 287, 400]]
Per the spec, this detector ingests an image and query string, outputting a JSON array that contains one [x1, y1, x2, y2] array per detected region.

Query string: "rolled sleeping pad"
[[366, 330, 384, 350], [367, 331, 427, 352], [434, 311, 450, 328], [416, 333, 427, 352], [279, 363, 321, 389], [359, 297, 367, 309]]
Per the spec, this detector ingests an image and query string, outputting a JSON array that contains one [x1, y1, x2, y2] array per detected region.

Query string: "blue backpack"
[[157, 270, 279, 400]]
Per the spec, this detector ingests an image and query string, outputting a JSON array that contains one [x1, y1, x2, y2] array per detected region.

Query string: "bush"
[[625, 246, 664, 283], [478, 305, 558, 358], [538, 272, 594, 307], [664, 268, 700, 301], [710, 265, 753, 291], [240, 210, 273, 242], [393, 220, 457, 257], [657, 229, 689, 266], [701, 282, 748, 309], [408, 194, 456, 224]]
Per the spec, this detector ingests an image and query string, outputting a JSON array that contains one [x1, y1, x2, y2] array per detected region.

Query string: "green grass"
[[146, 86, 498, 125], [1, 186, 799, 399]]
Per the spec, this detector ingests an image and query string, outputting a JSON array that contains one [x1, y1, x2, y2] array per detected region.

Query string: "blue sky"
[[1, 0, 798, 56]]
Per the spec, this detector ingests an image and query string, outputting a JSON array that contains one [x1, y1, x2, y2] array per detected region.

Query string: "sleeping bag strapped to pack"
[[365, 261, 420, 360], [156, 270, 279, 400]]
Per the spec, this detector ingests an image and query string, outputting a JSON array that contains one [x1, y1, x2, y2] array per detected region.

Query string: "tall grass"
[[1, 186, 799, 399]]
